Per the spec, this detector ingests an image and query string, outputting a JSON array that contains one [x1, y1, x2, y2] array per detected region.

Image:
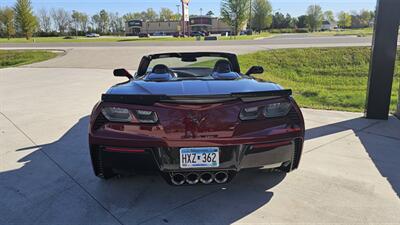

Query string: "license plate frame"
[[180, 147, 219, 168]]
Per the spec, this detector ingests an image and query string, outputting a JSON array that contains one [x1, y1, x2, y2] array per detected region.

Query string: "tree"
[[71, 10, 82, 33], [159, 8, 174, 21], [306, 4, 323, 32], [142, 8, 158, 21], [109, 12, 124, 34], [359, 9, 372, 27], [0, 7, 16, 39], [99, 10, 109, 34], [251, 0, 272, 31], [14, 0, 37, 39], [51, 8, 70, 35], [91, 14, 101, 33], [296, 15, 308, 28], [323, 10, 335, 22], [337, 11, 352, 28], [37, 8, 51, 33], [123, 12, 143, 22], [206, 10, 214, 16], [79, 13, 89, 32], [271, 12, 285, 28], [221, 0, 250, 35]]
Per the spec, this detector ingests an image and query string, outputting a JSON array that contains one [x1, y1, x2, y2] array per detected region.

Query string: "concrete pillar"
[[365, 0, 400, 120]]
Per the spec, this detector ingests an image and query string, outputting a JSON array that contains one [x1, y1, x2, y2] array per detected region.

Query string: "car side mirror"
[[113, 68, 133, 79], [245, 66, 264, 75]]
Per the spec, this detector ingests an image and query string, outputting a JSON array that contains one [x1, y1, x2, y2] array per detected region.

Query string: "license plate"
[[180, 147, 219, 168]]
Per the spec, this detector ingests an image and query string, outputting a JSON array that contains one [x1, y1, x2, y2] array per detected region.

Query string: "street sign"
[[183, 3, 189, 21]]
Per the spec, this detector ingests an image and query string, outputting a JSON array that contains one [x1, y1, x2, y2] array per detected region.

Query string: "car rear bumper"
[[90, 136, 303, 173]]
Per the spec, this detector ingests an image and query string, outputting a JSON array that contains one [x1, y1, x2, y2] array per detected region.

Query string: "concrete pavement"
[[1, 36, 400, 224], [1, 66, 399, 225]]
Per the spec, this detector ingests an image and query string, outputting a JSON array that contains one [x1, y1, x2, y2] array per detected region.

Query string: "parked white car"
[[86, 33, 100, 38]]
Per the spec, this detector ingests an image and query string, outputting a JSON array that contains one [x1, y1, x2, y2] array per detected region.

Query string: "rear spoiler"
[[102, 89, 292, 105]]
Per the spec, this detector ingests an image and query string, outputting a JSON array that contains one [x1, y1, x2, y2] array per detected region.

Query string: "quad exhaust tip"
[[170, 171, 229, 185], [214, 171, 229, 184], [171, 173, 185, 185], [200, 172, 214, 184], [186, 173, 200, 184]]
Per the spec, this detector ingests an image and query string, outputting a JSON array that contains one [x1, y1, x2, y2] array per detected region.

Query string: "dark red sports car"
[[89, 52, 304, 185]]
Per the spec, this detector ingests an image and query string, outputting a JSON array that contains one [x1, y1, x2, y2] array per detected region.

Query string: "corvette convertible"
[[89, 52, 304, 185]]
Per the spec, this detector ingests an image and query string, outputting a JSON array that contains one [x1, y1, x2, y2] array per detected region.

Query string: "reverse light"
[[263, 102, 292, 118], [239, 106, 262, 120], [101, 107, 133, 122], [133, 110, 159, 124]]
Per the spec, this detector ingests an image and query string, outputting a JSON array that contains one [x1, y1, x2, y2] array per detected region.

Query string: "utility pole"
[[249, 0, 252, 30]]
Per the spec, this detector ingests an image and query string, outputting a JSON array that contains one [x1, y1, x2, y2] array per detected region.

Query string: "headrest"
[[152, 64, 170, 74], [213, 60, 232, 73]]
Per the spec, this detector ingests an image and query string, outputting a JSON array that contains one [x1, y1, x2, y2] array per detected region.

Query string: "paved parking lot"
[[1, 38, 400, 224]]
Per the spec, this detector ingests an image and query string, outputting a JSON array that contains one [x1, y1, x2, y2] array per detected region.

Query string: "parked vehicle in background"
[[86, 33, 100, 38], [138, 33, 150, 38], [153, 32, 167, 36], [173, 32, 185, 38], [190, 31, 205, 37], [240, 29, 253, 35]]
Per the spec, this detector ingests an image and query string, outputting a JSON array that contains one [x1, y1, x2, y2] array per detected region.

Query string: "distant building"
[[125, 16, 233, 36], [321, 20, 338, 31]]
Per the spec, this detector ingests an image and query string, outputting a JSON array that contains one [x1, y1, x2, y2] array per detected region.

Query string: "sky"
[[1, 0, 377, 17]]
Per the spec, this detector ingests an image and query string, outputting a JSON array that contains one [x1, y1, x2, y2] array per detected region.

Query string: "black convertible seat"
[[212, 60, 240, 80], [152, 64, 170, 74], [145, 64, 174, 81]]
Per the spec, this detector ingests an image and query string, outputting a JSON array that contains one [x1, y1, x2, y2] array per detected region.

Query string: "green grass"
[[0, 50, 58, 68], [238, 47, 399, 112], [313, 27, 374, 37], [0, 33, 272, 43]]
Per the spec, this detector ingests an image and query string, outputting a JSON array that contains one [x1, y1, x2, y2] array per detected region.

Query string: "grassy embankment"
[[238, 47, 399, 112], [0, 50, 58, 68], [0, 32, 272, 43]]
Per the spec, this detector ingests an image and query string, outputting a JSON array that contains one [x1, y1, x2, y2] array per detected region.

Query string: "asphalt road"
[[1, 35, 400, 225], [1, 34, 381, 70]]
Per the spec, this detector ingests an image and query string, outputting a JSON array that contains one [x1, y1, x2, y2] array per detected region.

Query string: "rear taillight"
[[101, 107, 158, 124], [240, 102, 292, 121], [101, 107, 133, 122]]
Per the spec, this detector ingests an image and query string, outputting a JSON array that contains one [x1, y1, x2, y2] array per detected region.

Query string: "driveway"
[[1, 37, 400, 224]]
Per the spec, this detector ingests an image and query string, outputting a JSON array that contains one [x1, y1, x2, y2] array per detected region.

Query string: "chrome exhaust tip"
[[214, 171, 228, 184], [199, 172, 214, 184], [186, 173, 200, 185], [171, 173, 185, 186]]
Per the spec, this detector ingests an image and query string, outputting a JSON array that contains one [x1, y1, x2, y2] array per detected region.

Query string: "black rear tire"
[[90, 145, 115, 179]]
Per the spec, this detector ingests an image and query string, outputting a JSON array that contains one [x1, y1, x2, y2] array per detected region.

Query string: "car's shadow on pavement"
[[2, 116, 286, 225]]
